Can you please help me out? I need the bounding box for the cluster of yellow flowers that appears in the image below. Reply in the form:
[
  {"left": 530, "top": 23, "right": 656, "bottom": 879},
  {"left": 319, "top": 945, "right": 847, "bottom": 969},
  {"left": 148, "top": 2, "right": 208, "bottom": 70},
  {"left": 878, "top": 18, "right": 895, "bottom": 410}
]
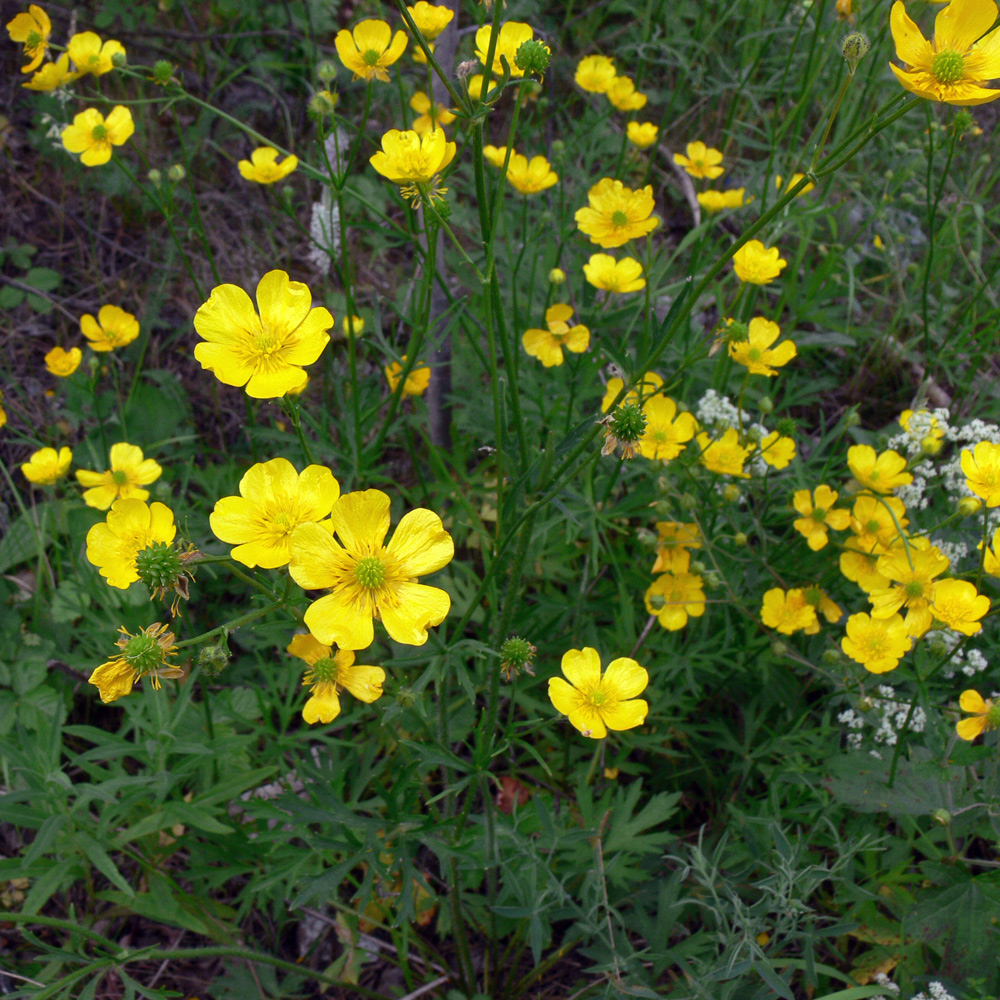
[
  {"left": 83, "top": 455, "right": 455, "bottom": 722},
  {"left": 768, "top": 416, "right": 1000, "bottom": 741}
]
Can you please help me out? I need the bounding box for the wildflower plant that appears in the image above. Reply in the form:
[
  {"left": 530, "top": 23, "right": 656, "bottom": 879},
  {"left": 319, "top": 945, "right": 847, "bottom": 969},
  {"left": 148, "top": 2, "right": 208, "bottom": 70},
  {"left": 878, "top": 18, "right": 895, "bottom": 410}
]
[{"left": 3, "top": 0, "right": 1000, "bottom": 997}]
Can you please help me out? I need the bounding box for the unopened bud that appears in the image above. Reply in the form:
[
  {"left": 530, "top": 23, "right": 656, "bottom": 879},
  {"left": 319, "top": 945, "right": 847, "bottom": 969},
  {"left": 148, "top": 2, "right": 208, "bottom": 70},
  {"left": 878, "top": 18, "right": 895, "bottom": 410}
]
[
  {"left": 932, "top": 808, "right": 951, "bottom": 826},
  {"left": 316, "top": 59, "right": 338, "bottom": 84},
  {"left": 197, "top": 636, "right": 230, "bottom": 677},
  {"left": 167, "top": 163, "right": 185, "bottom": 183},
  {"left": 758, "top": 395, "right": 774, "bottom": 415},
  {"left": 548, "top": 267, "right": 566, "bottom": 285},
  {"left": 111, "top": 49, "right": 127, "bottom": 68},
  {"left": 958, "top": 496, "right": 982, "bottom": 516},
  {"left": 841, "top": 31, "right": 870, "bottom": 75},
  {"left": 147, "top": 168, "right": 162, "bottom": 186},
  {"left": 635, "top": 527, "right": 658, "bottom": 548},
  {"left": 733, "top": 531, "right": 748, "bottom": 547},
  {"left": 771, "top": 641, "right": 788, "bottom": 657},
  {"left": 721, "top": 484, "right": 741, "bottom": 503},
  {"left": 151, "top": 59, "right": 174, "bottom": 85}
]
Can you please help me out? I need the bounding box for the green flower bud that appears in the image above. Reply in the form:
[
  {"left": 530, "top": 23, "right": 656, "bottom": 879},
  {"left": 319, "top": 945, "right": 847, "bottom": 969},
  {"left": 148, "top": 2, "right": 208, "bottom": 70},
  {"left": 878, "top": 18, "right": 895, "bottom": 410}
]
[
  {"left": 196, "top": 636, "right": 230, "bottom": 677},
  {"left": 932, "top": 808, "right": 951, "bottom": 826},
  {"left": 167, "top": 163, "right": 185, "bottom": 183},
  {"left": 147, "top": 168, "right": 162, "bottom": 186},
  {"left": 111, "top": 49, "right": 128, "bottom": 68},
  {"left": 841, "top": 31, "right": 870, "bottom": 75},
  {"left": 316, "top": 59, "right": 338, "bottom": 84},
  {"left": 758, "top": 395, "right": 774, "bottom": 415},
  {"left": 771, "top": 641, "right": 788, "bottom": 657},
  {"left": 733, "top": 531, "right": 748, "bottom": 547},
  {"left": 548, "top": 267, "right": 566, "bottom": 285},
  {"left": 151, "top": 60, "right": 175, "bottom": 85},
  {"left": 775, "top": 417, "right": 797, "bottom": 437}
]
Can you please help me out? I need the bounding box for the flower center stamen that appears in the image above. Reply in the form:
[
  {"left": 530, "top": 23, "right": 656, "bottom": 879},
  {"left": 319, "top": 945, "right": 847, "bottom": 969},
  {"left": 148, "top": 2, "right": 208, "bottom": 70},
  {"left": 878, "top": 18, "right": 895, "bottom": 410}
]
[
  {"left": 354, "top": 555, "right": 387, "bottom": 589},
  {"left": 112, "top": 469, "right": 128, "bottom": 485},
  {"left": 932, "top": 50, "right": 965, "bottom": 85},
  {"left": 611, "top": 210, "right": 629, "bottom": 227},
  {"left": 311, "top": 656, "right": 340, "bottom": 684},
  {"left": 363, "top": 48, "right": 382, "bottom": 66},
  {"left": 91, "top": 124, "right": 108, "bottom": 141}
]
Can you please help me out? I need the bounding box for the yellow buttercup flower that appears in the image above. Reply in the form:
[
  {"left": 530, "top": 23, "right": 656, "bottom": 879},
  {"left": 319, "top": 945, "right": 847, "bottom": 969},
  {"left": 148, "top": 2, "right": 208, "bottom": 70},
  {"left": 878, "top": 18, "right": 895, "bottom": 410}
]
[
  {"left": 605, "top": 75, "right": 647, "bottom": 111},
  {"left": 288, "top": 489, "right": 454, "bottom": 649},
  {"left": 697, "top": 188, "right": 747, "bottom": 212},
  {"left": 727, "top": 317, "right": 797, "bottom": 376},
  {"left": 583, "top": 253, "right": 645, "bottom": 293},
  {"left": 80, "top": 304, "right": 139, "bottom": 351},
  {"left": 193, "top": 270, "right": 333, "bottom": 398},
  {"left": 522, "top": 303, "right": 589, "bottom": 368},
  {"left": 23, "top": 53, "right": 82, "bottom": 91},
  {"left": 76, "top": 442, "right": 162, "bottom": 510},
  {"left": 409, "top": 91, "right": 456, "bottom": 133},
  {"left": 342, "top": 315, "right": 364, "bottom": 336},
  {"left": 6, "top": 3, "right": 51, "bottom": 73},
  {"left": 61, "top": 106, "right": 134, "bottom": 167},
  {"left": 732, "top": 240, "right": 787, "bottom": 284},
  {"left": 626, "top": 121, "right": 658, "bottom": 148},
  {"left": 638, "top": 396, "right": 698, "bottom": 461},
  {"left": 841, "top": 612, "right": 912, "bottom": 673},
  {"left": 792, "top": 485, "right": 850, "bottom": 551},
  {"left": 210, "top": 458, "right": 340, "bottom": 569},
  {"left": 956, "top": 689, "right": 1000, "bottom": 741},
  {"left": 673, "top": 141, "right": 724, "bottom": 179},
  {"left": 775, "top": 173, "right": 815, "bottom": 196},
  {"left": 483, "top": 144, "right": 510, "bottom": 168},
  {"left": 600, "top": 371, "right": 663, "bottom": 413},
  {"left": 370, "top": 128, "right": 456, "bottom": 205},
  {"left": 760, "top": 588, "right": 818, "bottom": 635},
  {"left": 575, "top": 54, "right": 617, "bottom": 93},
  {"left": 335, "top": 19, "right": 408, "bottom": 82},
  {"left": 574, "top": 178, "right": 658, "bottom": 248},
  {"left": 0, "top": 390, "right": 6, "bottom": 429},
  {"left": 645, "top": 572, "right": 705, "bottom": 630},
  {"left": 406, "top": 1, "right": 453, "bottom": 41},
  {"left": 385, "top": 355, "right": 431, "bottom": 396},
  {"left": 238, "top": 147, "right": 298, "bottom": 184},
  {"left": 849, "top": 494, "right": 909, "bottom": 552},
  {"left": 86, "top": 498, "right": 176, "bottom": 589},
  {"left": 759, "top": 431, "right": 796, "bottom": 469},
  {"left": 474, "top": 22, "right": 535, "bottom": 79},
  {"left": 548, "top": 647, "right": 648, "bottom": 739},
  {"left": 961, "top": 440, "right": 1000, "bottom": 505},
  {"left": 931, "top": 578, "right": 990, "bottom": 634},
  {"left": 67, "top": 32, "right": 126, "bottom": 75},
  {"left": 44, "top": 346, "right": 82, "bottom": 376},
  {"left": 651, "top": 521, "right": 701, "bottom": 574},
  {"left": 870, "top": 539, "right": 951, "bottom": 637},
  {"left": 889, "top": 0, "right": 1000, "bottom": 106},
  {"left": 696, "top": 428, "right": 752, "bottom": 477},
  {"left": 22, "top": 446, "right": 72, "bottom": 485},
  {"left": 982, "top": 526, "right": 1000, "bottom": 576},
  {"left": 89, "top": 622, "right": 180, "bottom": 704},
  {"left": 505, "top": 153, "right": 558, "bottom": 194},
  {"left": 847, "top": 444, "right": 913, "bottom": 494},
  {"left": 287, "top": 633, "right": 385, "bottom": 725}
]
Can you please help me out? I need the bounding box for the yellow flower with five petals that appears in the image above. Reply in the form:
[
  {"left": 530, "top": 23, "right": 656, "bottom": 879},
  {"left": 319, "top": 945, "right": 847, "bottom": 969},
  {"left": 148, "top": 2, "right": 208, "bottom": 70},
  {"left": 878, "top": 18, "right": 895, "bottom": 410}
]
[
  {"left": 76, "top": 443, "right": 162, "bottom": 510},
  {"left": 193, "top": 270, "right": 333, "bottom": 398},
  {"left": 335, "top": 20, "right": 408, "bottom": 82},
  {"left": 548, "top": 647, "right": 648, "bottom": 739},
  {"left": 288, "top": 489, "right": 454, "bottom": 650}
]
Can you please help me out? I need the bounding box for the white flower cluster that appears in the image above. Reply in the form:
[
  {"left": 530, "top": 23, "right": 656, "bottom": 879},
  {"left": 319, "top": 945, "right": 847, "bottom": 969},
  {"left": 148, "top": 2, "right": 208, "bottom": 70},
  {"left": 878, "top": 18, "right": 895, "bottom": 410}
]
[
  {"left": 306, "top": 130, "right": 347, "bottom": 273},
  {"left": 887, "top": 407, "right": 951, "bottom": 458},
  {"left": 837, "top": 707, "right": 865, "bottom": 750},
  {"left": 934, "top": 628, "right": 989, "bottom": 679},
  {"left": 912, "top": 982, "right": 958, "bottom": 1000},
  {"left": 931, "top": 537, "right": 968, "bottom": 567},
  {"left": 872, "top": 972, "right": 900, "bottom": 996},
  {"left": 841, "top": 686, "right": 927, "bottom": 751},
  {"left": 871, "top": 973, "right": 958, "bottom": 1000}
]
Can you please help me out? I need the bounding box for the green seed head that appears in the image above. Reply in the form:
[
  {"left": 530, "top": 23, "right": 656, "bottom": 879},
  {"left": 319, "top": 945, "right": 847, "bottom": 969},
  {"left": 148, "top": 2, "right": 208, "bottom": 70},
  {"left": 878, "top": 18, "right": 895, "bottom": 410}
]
[
  {"left": 499, "top": 636, "right": 536, "bottom": 679},
  {"left": 135, "top": 541, "right": 183, "bottom": 591},
  {"left": 311, "top": 656, "right": 340, "bottom": 684},
  {"left": 514, "top": 39, "right": 550, "bottom": 75},
  {"left": 609, "top": 401, "right": 647, "bottom": 443}
]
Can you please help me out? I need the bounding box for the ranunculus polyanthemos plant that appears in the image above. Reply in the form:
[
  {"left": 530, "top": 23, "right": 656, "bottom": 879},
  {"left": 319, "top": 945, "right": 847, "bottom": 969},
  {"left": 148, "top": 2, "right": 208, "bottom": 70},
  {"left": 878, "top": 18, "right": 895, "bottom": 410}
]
[{"left": 5, "top": 0, "right": 1000, "bottom": 993}]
